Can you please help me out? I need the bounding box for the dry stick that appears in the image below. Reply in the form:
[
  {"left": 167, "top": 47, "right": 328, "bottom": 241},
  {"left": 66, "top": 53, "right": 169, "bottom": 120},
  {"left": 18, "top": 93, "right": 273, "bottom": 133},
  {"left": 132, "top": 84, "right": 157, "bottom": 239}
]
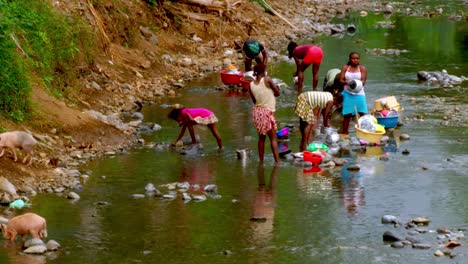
[
  {"left": 10, "top": 33, "right": 28, "bottom": 58},
  {"left": 354, "top": 106, "right": 360, "bottom": 128},
  {"left": 87, "top": 0, "right": 112, "bottom": 59},
  {"left": 257, "top": 0, "right": 298, "bottom": 30}
]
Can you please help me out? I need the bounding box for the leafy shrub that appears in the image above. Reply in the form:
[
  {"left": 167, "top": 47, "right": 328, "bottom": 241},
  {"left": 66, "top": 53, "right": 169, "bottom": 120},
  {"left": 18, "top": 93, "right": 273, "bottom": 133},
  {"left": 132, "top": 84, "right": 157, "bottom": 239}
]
[{"left": 0, "top": 0, "right": 94, "bottom": 121}]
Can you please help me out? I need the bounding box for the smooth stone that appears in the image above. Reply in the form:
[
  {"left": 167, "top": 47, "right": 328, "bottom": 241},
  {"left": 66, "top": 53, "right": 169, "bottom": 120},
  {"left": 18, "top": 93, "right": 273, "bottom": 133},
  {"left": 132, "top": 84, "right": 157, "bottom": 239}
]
[
  {"left": 23, "top": 245, "right": 47, "bottom": 254},
  {"left": 391, "top": 241, "right": 404, "bottom": 248},
  {"left": 382, "top": 215, "right": 399, "bottom": 224},
  {"left": 412, "top": 243, "right": 431, "bottom": 249},
  {"left": 383, "top": 231, "right": 402, "bottom": 242},
  {"left": 24, "top": 238, "right": 45, "bottom": 248},
  {"left": 46, "top": 240, "right": 61, "bottom": 251}
]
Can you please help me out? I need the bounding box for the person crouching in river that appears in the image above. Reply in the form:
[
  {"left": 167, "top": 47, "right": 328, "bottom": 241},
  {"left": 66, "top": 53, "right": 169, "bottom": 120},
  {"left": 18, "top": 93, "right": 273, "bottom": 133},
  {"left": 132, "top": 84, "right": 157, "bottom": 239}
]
[
  {"left": 295, "top": 91, "right": 340, "bottom": 152},
  {"left": 249, "top": 64, "right": 280, "bottom": 164}
]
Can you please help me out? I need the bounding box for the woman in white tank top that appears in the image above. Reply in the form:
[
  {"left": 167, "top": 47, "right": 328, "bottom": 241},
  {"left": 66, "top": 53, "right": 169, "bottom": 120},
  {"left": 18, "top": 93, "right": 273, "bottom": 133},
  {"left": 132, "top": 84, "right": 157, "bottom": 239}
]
[{"left": 339, "top": 52, "right": 368, "bottom": 134}]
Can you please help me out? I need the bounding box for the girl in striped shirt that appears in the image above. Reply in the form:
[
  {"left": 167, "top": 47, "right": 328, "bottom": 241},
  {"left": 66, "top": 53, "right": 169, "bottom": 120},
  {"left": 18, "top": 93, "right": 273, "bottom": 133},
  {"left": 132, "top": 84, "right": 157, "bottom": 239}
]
[{"left": 295, "top": 91, "right": 338, "bottom": 151}]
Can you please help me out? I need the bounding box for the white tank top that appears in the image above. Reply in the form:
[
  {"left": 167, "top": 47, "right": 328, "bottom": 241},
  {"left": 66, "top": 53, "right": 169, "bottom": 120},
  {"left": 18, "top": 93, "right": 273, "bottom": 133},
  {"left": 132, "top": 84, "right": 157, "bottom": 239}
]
[{"left": 344, "top": 66, "right": 365, "bottom": 95}]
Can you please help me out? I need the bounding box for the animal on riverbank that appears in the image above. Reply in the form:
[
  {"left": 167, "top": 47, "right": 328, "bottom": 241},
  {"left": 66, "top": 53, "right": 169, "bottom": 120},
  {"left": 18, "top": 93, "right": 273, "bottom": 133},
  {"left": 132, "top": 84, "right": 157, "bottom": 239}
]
[
  {"left": 0, "top": 131, "right": 37, "bottom": 166},
  {"left": 1, "top": 213, "right": 47, "bottom": 241}
]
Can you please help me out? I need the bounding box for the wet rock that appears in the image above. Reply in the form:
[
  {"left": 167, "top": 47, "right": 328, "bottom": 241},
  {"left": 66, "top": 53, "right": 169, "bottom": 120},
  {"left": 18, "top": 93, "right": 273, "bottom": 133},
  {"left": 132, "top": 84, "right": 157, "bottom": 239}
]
[
  {"left": 0, "top": 177, "right": 17, "bottom": 196},
  {"left": 400, "top": 134, "right": 410, "bottom": 140},
  {"left": 46, "top": 240, "right": 61, "bottom": 251},
  {"left": 412, "top": 243, "right": 431, "bottom": 249},
  {"left": 434, "top": 250, "right": 445, "bottom": 257},
  {"left": 415, "top": 228, "right": 428, "bottom": 233},
  {"left": 162, "top": 194, "right": 177, "bottom": 199},
  {"left": 383, "top": 231, "right": 403, "bottom": 242},
  {"left": 391, "top": 241, "right": 404, "bottom": 248},
  {"left": 132, "top": 194, "right": 145, "bottom": 199},
  {"left": 24, "top": 238, "right": 45, "bottom": 248},
  {"left": 0, "top": 216, "right": 9, "bottom": 225},
  {"left": 145, "top": 183, "right": 156, "bottom": 192},
  {"left": 23, "top": 245, "right": 47, "bottom": 254},
  {"left": 436, "top": 228, "right": 451, "bottom": 234},
  {"left": 382, "top": 215, "right": 400, "bottom": 225},
  {"left": 412, "top": 217, "right": 430, "bottom": 225},
  {"left": 204, "top": 184, "right": 217, "bottom": 193},
  {"left": 182, "top": 193, "right": 191, "bottom": 201},
  {"left": 192, "top": 194, "right": 207, "bottom": 201},
  {"left": 445, "top": 241, "right": 461, "bottom": 248},
  {"left": 405, "top": 236, "right": 421, "bottom": 244},
  {"left": 67, "top": 192, "right": 80, "bottom": 200}
]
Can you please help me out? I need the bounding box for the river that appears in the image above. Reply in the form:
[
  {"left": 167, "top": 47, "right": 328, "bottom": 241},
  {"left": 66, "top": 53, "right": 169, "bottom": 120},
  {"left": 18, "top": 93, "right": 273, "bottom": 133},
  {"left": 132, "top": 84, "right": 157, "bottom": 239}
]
[{"left": 1, "top": 2, "right": 468, "bottom": 264}]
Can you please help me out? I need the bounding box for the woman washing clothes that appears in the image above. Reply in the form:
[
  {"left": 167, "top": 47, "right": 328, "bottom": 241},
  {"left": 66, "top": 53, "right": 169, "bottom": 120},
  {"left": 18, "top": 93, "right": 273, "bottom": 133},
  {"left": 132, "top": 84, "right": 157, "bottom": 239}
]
[{"left": 339, "top": 51, "right": 368, "bottom": 135}]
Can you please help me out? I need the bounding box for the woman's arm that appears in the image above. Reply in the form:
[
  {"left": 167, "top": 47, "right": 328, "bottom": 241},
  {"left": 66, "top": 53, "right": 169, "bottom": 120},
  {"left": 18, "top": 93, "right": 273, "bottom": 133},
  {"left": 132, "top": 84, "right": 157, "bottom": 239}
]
[
  {"left": 266, "top": 77, "right": 280, "bottom": 97},
  {"left": 173, "top": 125, "right": 187, "bottom": 144},
  {"left": 360, "top": 65, "right": 367, "bottom": 86},
  {"left": 249, "top": 87, "right": 257, "bottom": 104},
  {"left": 339, "top": 65, "right": 348, "bottom": 86}
]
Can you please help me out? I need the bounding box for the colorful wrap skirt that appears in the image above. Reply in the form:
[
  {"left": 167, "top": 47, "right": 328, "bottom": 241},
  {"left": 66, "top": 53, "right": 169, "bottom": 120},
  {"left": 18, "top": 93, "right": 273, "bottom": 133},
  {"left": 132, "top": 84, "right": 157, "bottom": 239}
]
[
  {"left": 193, "top": 114, "right": 218, "bottom": 125},
  {"left": 252, "top": 105, "right": 277, "bottom": 135},
  {"left": 341, "top": 90, "right": 368, "bottom": 115}
]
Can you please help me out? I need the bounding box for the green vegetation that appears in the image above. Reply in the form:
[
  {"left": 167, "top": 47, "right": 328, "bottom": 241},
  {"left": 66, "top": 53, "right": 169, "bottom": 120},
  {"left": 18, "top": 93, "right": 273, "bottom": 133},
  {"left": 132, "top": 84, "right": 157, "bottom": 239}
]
[{"left": 0, "top": 0, "right": 94, "bottom": 122}]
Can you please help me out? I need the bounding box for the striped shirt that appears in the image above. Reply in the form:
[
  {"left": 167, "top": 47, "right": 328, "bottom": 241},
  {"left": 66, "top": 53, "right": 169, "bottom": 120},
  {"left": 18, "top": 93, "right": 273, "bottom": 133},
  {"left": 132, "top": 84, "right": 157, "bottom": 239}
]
[{"left": 301, "top": 91, "right": 333, "bottom": 108}]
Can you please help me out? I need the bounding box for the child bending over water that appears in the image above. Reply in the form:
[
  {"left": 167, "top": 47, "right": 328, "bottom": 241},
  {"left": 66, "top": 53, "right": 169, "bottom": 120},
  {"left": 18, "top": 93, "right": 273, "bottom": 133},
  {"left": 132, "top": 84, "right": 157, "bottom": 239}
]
[{"left": 168, "top": 107, "right": 223, "bottom": 149}]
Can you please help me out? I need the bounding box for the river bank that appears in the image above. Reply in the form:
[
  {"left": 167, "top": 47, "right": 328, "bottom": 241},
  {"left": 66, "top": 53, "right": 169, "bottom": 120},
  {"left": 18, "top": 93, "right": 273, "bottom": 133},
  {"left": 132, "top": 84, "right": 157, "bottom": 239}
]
[{"left": 0, "top": 0, "right": 421, "bottom": 198}]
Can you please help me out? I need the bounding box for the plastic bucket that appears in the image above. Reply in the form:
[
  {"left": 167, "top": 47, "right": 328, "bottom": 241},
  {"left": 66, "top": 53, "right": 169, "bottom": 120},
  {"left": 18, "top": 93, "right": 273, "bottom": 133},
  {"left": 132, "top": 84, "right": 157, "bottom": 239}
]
[
  {"left": 306, "top": 142, "right": 329, "bottom": 152},
  {"left": 303, "top": 151, "right": 323, "bottom": 165},
  {"left": 355, "top": 124, "right": 385, "bottom": 144},
  {"left": 240, "top": 78, "right": 252, "bottom": 90},
  {"left": 220, "top": 70, "right": 243, "bottom": 85},
  {"left": 376, "top": 115, "right": 399, "bottom": 128}
]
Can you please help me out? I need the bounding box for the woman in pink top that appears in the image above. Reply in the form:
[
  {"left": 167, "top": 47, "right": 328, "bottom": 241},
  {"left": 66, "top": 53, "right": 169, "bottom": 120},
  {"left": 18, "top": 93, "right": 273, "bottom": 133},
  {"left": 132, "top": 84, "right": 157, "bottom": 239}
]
[
  {"left": 287, "top": 41, "right": 323, "bottom": 93},
  {"left": 168, "top": 107, "right": 223, "bottom": 149}
]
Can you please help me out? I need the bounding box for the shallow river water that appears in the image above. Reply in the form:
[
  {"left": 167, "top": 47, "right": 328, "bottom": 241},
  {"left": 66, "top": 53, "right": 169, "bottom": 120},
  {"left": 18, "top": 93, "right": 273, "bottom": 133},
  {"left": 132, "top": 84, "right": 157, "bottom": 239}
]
[{"left": 1, "top": 2, "right": 468, "bottom": 264}]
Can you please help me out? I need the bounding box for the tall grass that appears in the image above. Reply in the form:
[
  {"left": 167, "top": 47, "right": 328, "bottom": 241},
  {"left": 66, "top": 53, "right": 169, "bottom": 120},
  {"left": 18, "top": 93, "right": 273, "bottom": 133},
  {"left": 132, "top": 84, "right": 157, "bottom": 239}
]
[{"left": 0, "top": 0, "right": 94, "bottom": 122}]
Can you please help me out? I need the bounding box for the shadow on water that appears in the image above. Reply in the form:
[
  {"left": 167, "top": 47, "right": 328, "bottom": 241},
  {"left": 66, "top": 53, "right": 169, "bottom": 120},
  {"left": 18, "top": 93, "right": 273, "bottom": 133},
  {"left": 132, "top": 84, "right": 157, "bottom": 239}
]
[{"left": 2, "top": 7, "right": 468, "bottom": 264}]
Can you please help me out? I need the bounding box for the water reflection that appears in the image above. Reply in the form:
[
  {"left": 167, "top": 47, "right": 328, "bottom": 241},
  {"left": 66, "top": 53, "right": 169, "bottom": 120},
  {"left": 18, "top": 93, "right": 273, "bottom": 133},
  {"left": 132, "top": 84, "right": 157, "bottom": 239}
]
[
  {"left": 339, "top": 165, "right": 366, "bottom": 217},
  {"left": 250, "top": 164, "right": 279, "bottom": 246}
]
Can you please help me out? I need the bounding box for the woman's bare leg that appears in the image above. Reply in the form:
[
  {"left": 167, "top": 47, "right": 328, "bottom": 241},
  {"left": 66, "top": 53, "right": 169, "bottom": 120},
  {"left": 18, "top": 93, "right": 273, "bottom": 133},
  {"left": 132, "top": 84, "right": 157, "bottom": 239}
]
[{"left": 208, "top": 123, "right": 223, "bottom": 149}]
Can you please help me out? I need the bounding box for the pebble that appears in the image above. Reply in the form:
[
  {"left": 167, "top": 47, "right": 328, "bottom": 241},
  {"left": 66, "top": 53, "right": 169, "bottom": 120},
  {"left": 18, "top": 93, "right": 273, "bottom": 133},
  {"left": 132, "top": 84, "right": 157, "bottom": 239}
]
[{"left": 412, "top": 243, "right": 431, "bottom": 249}]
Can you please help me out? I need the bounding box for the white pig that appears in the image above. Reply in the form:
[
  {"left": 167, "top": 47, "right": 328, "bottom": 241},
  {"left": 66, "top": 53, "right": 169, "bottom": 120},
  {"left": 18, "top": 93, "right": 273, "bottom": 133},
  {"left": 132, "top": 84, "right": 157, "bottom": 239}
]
[
  {"left": 1, "top": 213, "right": 47, "bottom": 241},
  {"left": 0, "top": 131, "right": 37, "bottom": 166}
]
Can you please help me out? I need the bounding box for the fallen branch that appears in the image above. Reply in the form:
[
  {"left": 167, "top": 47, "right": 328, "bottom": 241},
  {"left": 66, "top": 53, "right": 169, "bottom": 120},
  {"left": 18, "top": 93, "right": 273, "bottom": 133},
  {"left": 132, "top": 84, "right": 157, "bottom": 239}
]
[
  {"left": 86, "top": 0, "right": 113, "bottom": 58},
  {"left": 257, "top": 0, "right": 298, "bottom": 30}
]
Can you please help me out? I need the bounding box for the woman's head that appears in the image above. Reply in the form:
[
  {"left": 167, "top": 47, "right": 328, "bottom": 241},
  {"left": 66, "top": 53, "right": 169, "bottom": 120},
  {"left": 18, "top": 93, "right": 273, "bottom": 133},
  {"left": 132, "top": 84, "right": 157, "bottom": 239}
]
[
  {"left": 253, "top": 63, "right": 266, "bottom": 76},
  {"left": 347, "top": 52, "right": 361, "bottom": 66},
  {"left": 287, "top": 41, "right": 298, "bottom": 59},
  {"left": 168, "top": 108, "right": 183, "bottom": 121}
]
